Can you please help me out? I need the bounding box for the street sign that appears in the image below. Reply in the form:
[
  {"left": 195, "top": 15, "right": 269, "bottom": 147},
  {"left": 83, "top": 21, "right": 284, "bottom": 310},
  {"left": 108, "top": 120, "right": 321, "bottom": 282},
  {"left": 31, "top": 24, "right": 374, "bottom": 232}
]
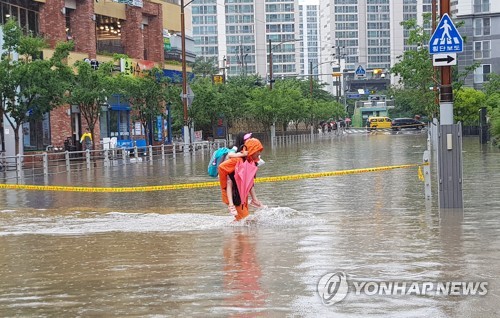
[
  {"left": 355, "top": 65, "right": 366, "bottom": 77},
  {"left": 433, "top": 53, "right": 457, "bottom": 66},
  {"left": 179, "top": 84, "right": 195, "bottom": 108},
  {"left": 429, "top": 13, "right": 463, "bottom": 54},
  {"left": 213, "top": 75, "right": 224, "bottom": 84},
  {"left": 347, "top": 94, "right": 360, "bottom": 99}
]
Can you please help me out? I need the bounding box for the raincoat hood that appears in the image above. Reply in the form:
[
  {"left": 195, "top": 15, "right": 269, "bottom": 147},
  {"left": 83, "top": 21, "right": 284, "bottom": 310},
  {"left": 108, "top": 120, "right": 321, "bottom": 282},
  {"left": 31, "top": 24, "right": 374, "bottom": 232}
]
[{"left": 244, "top": 138, "right": 263, "bottom": 160}]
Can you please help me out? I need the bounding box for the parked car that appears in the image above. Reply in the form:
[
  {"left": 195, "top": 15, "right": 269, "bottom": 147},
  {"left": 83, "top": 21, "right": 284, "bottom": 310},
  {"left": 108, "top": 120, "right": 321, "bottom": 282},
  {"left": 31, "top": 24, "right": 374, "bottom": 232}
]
[{"left": 391, "top": 118, "right": 425, "bottom": 130}]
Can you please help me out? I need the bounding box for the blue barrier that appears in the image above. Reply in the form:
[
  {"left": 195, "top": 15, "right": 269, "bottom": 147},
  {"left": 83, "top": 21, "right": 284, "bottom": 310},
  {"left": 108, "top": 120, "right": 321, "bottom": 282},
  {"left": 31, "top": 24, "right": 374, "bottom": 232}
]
[{"left": 116, "top": 139, "right": 147, "bottom": 154}]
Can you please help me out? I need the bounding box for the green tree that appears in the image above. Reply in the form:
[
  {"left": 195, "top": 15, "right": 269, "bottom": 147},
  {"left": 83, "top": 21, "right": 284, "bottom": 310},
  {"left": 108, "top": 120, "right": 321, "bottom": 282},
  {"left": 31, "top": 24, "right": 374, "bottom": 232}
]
[
  {"left": 164, "top": 82, "right": 183, "bottom": 137},
  {"left": 0, "top": 19, "right": 73, "bottom": 154},
  {"left": 243, "top": 78, "right": 341, "bottom": 133},
  {"left": 191, "top": 57, "right": 219, "bottom": 78},
  {"left": 245, "top": 86, "right": 278, "bottom": 131},
  {"left": 189, "top": 77, "right": 225, "bottom": 138},
  {"left": 115, "top": 68, "right": 168, "bottom": 145},
  {"left": 68, "top": 59, "right": 114, "bottom": 150},
  {"left": 452, "top": 62, "right": 481, "bottom": 91},
  {"left": 295, "top": 77, "right": 343, "bottom": 129},
  {"left": 391, "top": 16, "right": 437, "bottom": 117},
  {"left": 304, "top": 99, "right": 344, "bottom": 129},
  {"left": 219, "top": 75, "right": 262, "bottom": 128},
  {"left": 388, "top": 87, "right": 435, "bottom": 118},
  {"left": 272, "top": 80, "right": 304, "bottom": 133},
  {"left": 490, "top": 107, "right": 500, "bottom": 143},
  {"left": 484, "top": 73, "right": 500, "bottom": 96},
  {"left": 484, "top": 73, "right": 500, "bottom": 143},
  {"left": 454, "top": 88, "right": 486, "bottom": 126}
]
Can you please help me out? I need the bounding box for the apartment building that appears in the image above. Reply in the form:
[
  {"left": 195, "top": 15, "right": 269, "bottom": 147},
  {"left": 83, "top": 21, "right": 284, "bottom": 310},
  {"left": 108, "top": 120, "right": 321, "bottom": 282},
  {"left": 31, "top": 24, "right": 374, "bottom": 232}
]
[
  {"left": 192, "top": 0, "right": 312, "bottom": 81},
  {"left": 318, "top": 0, "right": 435, "bottom": 96},
  {"left": 299, "top": 0, "right": 320, "bottom": 79},
  {"left": 453, "top": 0, "right": 500, "bottom": 89}
]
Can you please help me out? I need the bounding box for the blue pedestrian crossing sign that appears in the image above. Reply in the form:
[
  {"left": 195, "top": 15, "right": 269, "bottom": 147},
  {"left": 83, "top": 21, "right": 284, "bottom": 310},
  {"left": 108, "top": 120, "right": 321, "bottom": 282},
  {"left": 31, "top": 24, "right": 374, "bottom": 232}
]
[
  {"left": 355, "top": 65, "right": 366, "bottom": 77},
  {"left": 429, "top": 13, "right": 463, "bottom": 54}
]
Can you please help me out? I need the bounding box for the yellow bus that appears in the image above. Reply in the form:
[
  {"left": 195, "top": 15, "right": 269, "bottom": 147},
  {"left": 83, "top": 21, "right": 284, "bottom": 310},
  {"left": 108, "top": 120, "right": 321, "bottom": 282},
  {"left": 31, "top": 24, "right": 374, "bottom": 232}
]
[{"left": 368, "top": 116, "right": 392, "bottom": 130}]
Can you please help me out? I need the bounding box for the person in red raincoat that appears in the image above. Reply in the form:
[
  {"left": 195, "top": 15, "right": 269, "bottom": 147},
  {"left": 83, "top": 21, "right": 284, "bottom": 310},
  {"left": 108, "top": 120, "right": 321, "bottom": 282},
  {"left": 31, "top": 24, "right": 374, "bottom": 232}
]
[{"left": 218, "top": 138, "right": 264, "bottom": 221}]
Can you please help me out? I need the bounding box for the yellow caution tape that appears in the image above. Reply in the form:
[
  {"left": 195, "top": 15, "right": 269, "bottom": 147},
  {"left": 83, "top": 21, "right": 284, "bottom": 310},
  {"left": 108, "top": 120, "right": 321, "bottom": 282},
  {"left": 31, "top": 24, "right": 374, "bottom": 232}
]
[
  {"left": 0, "top": 162, "right": 429, "bottom": 193},
  {"left": 418, "top": 166, "right": 425, "bottom": 181},
  {"left": 256, "top": 163, "right": 428, "bottom": 183}
]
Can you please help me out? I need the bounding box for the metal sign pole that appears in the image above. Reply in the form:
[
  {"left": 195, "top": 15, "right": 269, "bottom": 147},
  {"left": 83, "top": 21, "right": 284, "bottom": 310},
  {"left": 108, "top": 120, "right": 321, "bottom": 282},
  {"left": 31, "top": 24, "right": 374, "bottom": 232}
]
[{"left": 434, "top": 0, "right": 463, "bottom": 209}]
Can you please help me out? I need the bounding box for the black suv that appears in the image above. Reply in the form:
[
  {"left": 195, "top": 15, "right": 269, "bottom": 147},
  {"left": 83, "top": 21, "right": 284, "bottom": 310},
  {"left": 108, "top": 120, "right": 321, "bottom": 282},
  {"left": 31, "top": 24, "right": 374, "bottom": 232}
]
[{"left": 391, "top": 118, "right": 425, "bottom": 130}]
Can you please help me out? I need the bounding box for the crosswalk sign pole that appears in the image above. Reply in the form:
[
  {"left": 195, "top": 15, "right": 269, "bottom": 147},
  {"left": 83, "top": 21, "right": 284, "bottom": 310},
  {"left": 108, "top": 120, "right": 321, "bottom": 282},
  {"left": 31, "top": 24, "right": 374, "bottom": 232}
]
[{"left": 436, "top": 0, "right": 463, "bottom": 209}]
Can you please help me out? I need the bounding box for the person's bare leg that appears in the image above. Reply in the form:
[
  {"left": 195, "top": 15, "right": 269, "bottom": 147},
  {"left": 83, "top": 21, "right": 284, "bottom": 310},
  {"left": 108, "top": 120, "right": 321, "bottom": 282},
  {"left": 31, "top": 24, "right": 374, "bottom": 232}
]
[
  {"left": 227, "top": 178, "right": 237, "bottom": 215},
  {"left": 249, "top": 187, "right": 265, "bottom": 208}
]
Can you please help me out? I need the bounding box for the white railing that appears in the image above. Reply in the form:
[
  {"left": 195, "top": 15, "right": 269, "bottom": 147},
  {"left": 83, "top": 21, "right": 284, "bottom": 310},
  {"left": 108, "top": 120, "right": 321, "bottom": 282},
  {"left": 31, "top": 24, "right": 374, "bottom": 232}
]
[{"left": 0, "top": 140, "right": 227, "bottom": 181}]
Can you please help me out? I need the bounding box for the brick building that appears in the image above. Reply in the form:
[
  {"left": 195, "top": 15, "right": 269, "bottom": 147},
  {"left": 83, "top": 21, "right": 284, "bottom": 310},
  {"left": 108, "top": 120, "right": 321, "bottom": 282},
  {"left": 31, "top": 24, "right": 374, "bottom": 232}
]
[{"left": 1, "top": 0, "right": 194, "bottom": 154}]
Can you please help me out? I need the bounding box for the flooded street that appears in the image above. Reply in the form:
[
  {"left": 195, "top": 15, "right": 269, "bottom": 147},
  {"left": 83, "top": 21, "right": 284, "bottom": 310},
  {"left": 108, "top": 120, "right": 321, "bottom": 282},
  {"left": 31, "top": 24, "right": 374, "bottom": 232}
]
[{"left": 1, "top": 132, "right": 499, "bottom": 317}]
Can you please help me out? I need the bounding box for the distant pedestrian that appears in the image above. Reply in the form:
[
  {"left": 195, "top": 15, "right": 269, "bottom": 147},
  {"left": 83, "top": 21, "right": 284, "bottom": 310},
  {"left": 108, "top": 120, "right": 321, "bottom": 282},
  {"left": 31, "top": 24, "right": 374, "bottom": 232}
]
[{"left": 80, "top": 128, "right": 92, "bottom": 151}]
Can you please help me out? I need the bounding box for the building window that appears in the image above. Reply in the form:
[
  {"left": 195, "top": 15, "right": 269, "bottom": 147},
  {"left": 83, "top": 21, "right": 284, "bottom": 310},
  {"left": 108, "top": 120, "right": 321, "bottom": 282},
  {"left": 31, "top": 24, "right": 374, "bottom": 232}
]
[
  {"left": 474, "top": 64, "right": 491, "bottom": 84},
  {"left": 483, "top": 18, "right": 490, "bottom": 35},
  {"left": 22, "top": 113, "right": 50, "bottom": 151},
  {"left": 109, "top": 110, "right": 130, "bottom": 139},
  {"left": 100, "top": 110, "right": 109, "bottom": 139},
  {"left": 0, "top": 0, "right": 39, "bottom": 34},
  {"left": 107, "top": 95, "right": 130, "bottom": 140},
  {"left": 474, "top": 0, "right": 490, "bottom": 13},
  {"left": 474, "top": 40, "right": 490, "bottom": 59},
  {"left": 474, "top": 17, "right": 490, "bottom": 36},
  {"left": 95, "top": 15, "right": 125, "bottom": 55}
]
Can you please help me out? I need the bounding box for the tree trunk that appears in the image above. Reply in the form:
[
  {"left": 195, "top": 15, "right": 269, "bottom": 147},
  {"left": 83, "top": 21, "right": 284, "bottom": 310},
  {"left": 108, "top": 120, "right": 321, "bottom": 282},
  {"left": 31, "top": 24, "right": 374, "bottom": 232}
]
[
  {"left": 142, "top": 122, "right": 149, "bottom": 146},
  {"left": 14, "top": 126, "right": 20, "bottom": 156},
  {"left": 0, "top": 120, "right": 4, "bottom": 152},
  {"left": 89, "top": 127, "right": 96, "bottom": 150}
]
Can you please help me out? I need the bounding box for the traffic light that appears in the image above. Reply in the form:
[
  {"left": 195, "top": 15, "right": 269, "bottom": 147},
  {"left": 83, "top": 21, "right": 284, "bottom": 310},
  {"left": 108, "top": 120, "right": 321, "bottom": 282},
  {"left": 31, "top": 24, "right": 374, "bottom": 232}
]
[
  {"left": 373, "top": 69, "right": 382, "bottom": 75},
  {"left": 332, "top": 72, "right": 341, "bottom": 77}
]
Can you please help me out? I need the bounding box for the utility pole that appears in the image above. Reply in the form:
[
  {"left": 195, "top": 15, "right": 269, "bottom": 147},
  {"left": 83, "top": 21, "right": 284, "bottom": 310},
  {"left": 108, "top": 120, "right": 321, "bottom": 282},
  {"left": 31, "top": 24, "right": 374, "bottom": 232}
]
[
  {"left": 309, "top": 61, "right": 313, "bottom": 97},
  {"left": 432, "top": 0, "right": 439, "bottom": 113},
  {"left": 222, "top": 55, "right": 226, "bottom": 83},
  {"left": 244, "top": 53, "right": 248, "bottom": 77},
  {"left": 336, "top": 47, "right": 341, "bottom": 102},
  {"left": 268, "top": 39, "right": 273, "bottom": 90},
  {"left": 333, "top": 46, "right": 344, "bottom": 102},
  {"left": 239, "top": 42, "right": 244, "bottom": 76},
  {"left": 343, "top": 69, "right": 348, "bottom": 111},
  {"left": 440, "top": 1, "right": 453, "bottom": 123},
  {"left": 180, "top": 0, "right": 189, "bottom": 146},
  {"left": 269, "top": 38, "right": 300, "bottom": 90}
]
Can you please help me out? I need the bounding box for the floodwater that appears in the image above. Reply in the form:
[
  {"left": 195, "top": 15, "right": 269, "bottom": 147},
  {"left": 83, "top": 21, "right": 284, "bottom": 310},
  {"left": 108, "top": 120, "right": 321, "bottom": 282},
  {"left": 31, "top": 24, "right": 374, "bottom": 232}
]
[{"left": 0, "top": 131, "right": 499, "bottom": 317}]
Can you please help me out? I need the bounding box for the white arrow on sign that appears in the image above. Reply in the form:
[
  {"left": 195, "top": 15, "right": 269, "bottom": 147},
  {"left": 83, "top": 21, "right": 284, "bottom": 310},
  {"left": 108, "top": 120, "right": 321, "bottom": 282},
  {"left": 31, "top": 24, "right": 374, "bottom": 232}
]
[{"left": 433, "top": 53, "right": 457, "bottom": 66}]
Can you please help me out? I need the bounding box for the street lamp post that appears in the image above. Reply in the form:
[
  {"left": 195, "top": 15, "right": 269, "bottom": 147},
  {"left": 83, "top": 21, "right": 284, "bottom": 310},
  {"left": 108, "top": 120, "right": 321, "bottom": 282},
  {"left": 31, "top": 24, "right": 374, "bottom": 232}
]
[
  {"left": 268, "top": 39, "right": 274, "bottom": 90},
  {"left": 268, "top": 38, "right": 301, "bottom": 90},
  {"left": 309, "top": 60, "right": 335, "bottom": 97},
  {"left": 343, "top": 69, "right": 349, "bottom": 112},
  {"left": 333, "top": 46, "right": 345, "bottom": 102},
  {"left": 181, "top": 0, "right": 195, "bottom": 146},
  {"left": 309, "top": 61, "right": 313, "bottom": 97}
]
